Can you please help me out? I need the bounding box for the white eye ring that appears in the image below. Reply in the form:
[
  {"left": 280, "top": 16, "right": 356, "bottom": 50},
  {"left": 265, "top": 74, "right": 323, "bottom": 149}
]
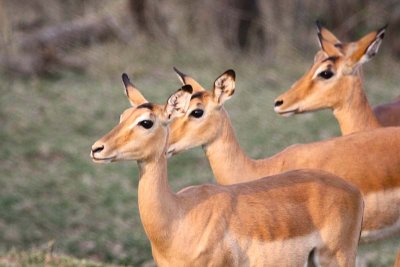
[
  {"left": 312, "top": 64, "right": 335, "bottom": 80},
  {"left": 128, "top": 114, "right": 152, "bottom": 129}
]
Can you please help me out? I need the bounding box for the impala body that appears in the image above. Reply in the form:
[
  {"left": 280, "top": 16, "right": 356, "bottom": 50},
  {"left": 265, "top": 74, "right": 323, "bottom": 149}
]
[
  {"left": 168, "top": 68, "right": 400, "bottom": 243},
  {"left": 90, "top": 74, "right": 363, "bottom": 266},
  {"left": 394, "top": 251, "right": 400, "bottom": 267},
  {"left": 274, "top": 23, "right": 400, "bottom": 134}
]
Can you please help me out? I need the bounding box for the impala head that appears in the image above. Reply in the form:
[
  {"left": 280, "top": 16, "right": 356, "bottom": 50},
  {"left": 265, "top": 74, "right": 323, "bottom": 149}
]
[
  {"left": 167, "top": 68, "right": 235, "bottom": 157},
  {"left": 91, "top": 73, "right": 193, "bottom": 163},
  {"left": 274, "top": 22, "right": 387, "bottom": 116}
]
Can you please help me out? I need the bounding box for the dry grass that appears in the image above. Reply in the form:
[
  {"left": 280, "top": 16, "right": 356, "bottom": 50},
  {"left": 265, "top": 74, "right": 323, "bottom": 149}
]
[{"left": 0, "top": 248, "right": 126, "bottom": 267}]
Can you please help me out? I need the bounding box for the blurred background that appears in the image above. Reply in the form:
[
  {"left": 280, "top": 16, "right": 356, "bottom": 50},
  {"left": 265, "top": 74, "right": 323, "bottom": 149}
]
[{"left": 0, "top": 0, "right": 399, "bottom": 266}]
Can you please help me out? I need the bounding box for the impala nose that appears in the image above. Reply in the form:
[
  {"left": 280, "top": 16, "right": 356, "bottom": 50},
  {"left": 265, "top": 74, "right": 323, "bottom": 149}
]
[
  {"left": 91, "top": 145, "right": 104, "bottom": 154},
  {"left": 274, "top": 100, "right": 284, "bottom": 107}
]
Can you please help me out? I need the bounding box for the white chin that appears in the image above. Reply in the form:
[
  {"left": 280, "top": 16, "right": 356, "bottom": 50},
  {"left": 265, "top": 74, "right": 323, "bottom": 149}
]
[
  {"left": 281, "top": 111, "right": 295, "bottom": 117},
  {"left": 90, "top": 152, "right": 116, "bottom": 163},
  {"left": 273, "top": 107, "right": 281, "bottom": 113},
  {"left": 274, "top": 107, "right": 299, "bottom": 117},
  {"left": 92, "top": 158, "right": 113, "bottom": 164},
  {"left": 274, "top": 108, "right": 295, "bottom": 117},
  {"left": 166, "top": 149, "right": 175, "bottom": 158}
]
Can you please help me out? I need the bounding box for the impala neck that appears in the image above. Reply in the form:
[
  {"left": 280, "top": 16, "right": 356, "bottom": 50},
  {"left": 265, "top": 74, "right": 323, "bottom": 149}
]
[
  {"left": 333, "top": 71, "right": 381, "bottom": 135},
  {"left": 204, "top": 109, "right": 270, "bottom": 184},
  {"left": 137, "top": 151, "right": 178, "bottom": 250}
]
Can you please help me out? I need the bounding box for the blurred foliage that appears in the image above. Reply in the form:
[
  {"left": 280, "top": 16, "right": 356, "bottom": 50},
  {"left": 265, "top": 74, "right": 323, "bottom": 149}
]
[
  {"left": 0, "top": 0, "right": 399, "bottom": 266},
  {"left": 1, "top": 0, "right": 399, "bottom": 76},
  {"left": 127, "top": 0, "right": 400, "bottom": 57}
]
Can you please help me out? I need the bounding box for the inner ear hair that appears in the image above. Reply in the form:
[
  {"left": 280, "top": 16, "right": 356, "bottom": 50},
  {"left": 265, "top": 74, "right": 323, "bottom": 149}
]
[
  {"left": 164, "top": 85, "right": 193, "bottom": 120},
  {"left": 359, "top": 27, "right": 387, "bottom": 63},
  {"left": 214, "top": 70, "right": 236, "bottom": 90},
  {"left": 213, "top": 71, "right": 236, "bottom": 104}
]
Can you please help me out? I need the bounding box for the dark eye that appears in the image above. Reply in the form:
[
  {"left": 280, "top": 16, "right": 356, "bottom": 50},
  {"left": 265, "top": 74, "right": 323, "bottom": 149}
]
[
  {"left": 139, "top": 120, "right": 153, "bottom": 129},
  {"left": 190, "top": 109, "right": 204, "bottom": 118},
  {"left": 318, "top": 70, "right": 334, "bottom": 79}
]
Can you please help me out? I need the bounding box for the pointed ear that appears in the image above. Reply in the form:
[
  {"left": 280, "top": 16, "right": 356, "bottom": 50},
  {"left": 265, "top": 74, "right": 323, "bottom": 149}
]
[
  {"left": 173, "top": 67, "right": 205, "bottom": 92},
  {"left": 212, "top": 69, "right": 236, "bottom": 105},
  {"left": 317, "top": 33, "right": 343, "bottom": 57},
  {"left": 345, "top": 25, "right": 387, "bottom": 70},
  {"left": 316, "top": 21, "right": 342, "bottom": 45},
  {"left": 122, "top": 73, "right": 147, "bottom": 107},
  {"left": 163, "top": 85, "right": 193, "bottom": 123}
]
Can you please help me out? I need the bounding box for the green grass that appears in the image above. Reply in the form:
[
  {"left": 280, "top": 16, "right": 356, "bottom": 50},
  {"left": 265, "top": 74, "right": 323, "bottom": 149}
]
[{"left": 0, "top": 40, "right": 399, "bottom": 266}]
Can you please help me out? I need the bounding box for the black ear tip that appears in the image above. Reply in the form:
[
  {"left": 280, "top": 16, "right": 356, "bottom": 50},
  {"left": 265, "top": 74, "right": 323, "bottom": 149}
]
[
  {"left": 226, "top": 69, "right": 236, "bottom": 80},
  {"left": 316, "top": 20, "right": 322, "bottom": 31},
  {"left": 122, "top": 73, "right": 130, "bottom": 86},
  {"left": 377, "top": 24, "right": 388, "bottom": 37},
  {"left": 173, "top": 66, "right": 185, "bottom": 77},
  {"left": 181, "top": 84, "right": 193, "bottom": 94}
]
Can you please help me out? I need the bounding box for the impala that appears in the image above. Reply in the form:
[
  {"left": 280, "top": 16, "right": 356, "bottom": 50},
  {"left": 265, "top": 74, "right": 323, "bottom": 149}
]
[
  {"left": 167, "top": 68, "right": 400, "bottom": 244},
  {"left": 91, "top": 74, "right": 363, "bottom": 266},
  {"left": 395, "top": 251, "right": 400, "bottom": 267},
  {"left": 274, "top": 23, "right": 389, "bottom": 135},
  {"left": 316, "top": 22, "right": 400, "bottom": 128}
]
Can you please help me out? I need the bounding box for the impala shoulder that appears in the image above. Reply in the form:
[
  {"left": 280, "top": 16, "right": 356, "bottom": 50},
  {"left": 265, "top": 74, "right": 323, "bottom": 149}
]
[{"left": 177, "top": 183, "right": 231, "bottom": 197}]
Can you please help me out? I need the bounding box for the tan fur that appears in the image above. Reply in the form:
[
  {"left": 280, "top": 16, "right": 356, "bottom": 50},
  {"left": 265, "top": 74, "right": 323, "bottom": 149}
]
[
  {"left": 275, "top": 50, "right": 380, "bottom": 135},
  {"left": 347, "top": 31, "right": 381, "bottom": 66},
  {"left": 91, "top": 77, "right": 363, "bottom": 266},
  {"left": 274, "top": 26, "right": 387, "bottom": 135},
  {"left": 394, "top": 250, "right": 400, "bottom": 267},
  {"left": 168, "top": 71, "right": 400, "bottom": 243},
  {"left": 318, "top": 25, "right": 341, "bottom": 44},
  {"left": 316, "top": 24, "right": 400, "bottom": 128}
]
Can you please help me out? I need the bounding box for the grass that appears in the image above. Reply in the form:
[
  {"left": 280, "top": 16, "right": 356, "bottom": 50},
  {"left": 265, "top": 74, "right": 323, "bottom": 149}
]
[
  {"left": 0, "top": 39, "right": 399, "bottom": 266},
  {"left": 0, "top": 248, "right": 127, "bottom": 267}
]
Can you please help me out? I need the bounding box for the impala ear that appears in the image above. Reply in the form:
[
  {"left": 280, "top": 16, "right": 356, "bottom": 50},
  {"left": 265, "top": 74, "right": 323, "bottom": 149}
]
[
  {"left": 316, "top": 21, "right": 342, "bottom": 45},
  {"left": 212, "top": 69, "right": 236, "bottom": 105},
  {"left": 122, "top": 73, "right": 148, "bottom": 107},
  {"left": 173, "top": 67, "right": 205, "bottom": 92},
  {"left": 163, "top": 85, "right": 193, "bottom": 123},
  {"left": 317, "top": 33, "right": 343, "bottom": 57},
  {"left": 345, "top": 25, "right": 387, "bottom": 72}
]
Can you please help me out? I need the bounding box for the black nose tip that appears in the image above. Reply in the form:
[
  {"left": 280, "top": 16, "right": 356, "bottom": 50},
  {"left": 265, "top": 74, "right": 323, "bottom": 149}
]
[
  {"left": 92, "top": 145, "right": 104, "bottom": 154},
  {"left": 275, "top": 100, "right": 284, "bottom": 107}
]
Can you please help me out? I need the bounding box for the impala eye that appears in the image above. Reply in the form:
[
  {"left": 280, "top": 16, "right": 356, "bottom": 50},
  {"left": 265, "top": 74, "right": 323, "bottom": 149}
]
[
  {"left": 190, "top": 109, "right": 204, "bottom": 118},
  {"left": 318, "top": 70, "right": 334, "bottom": 79},
  {"left": 139, "top": 120, "right": 153, "bottom": 129}
]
